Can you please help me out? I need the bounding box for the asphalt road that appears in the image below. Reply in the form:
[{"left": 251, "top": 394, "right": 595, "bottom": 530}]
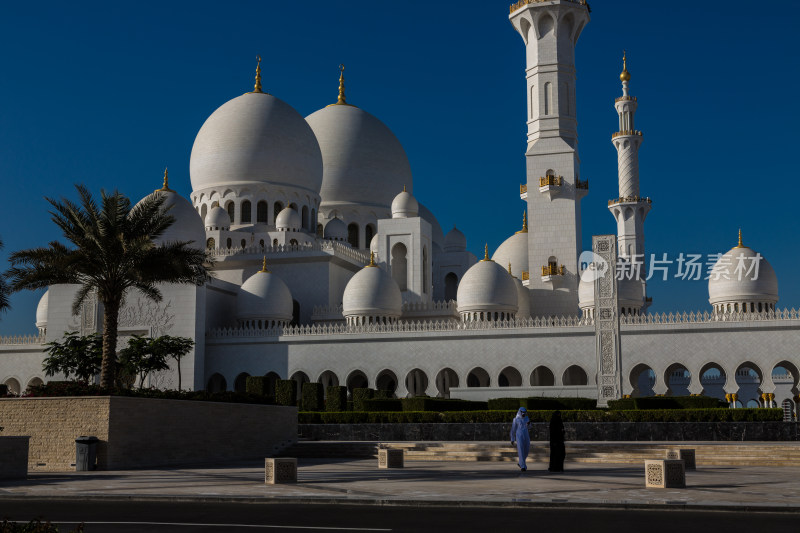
[{"left": 0, "top": 499, "right": 797, "bottom": 533}]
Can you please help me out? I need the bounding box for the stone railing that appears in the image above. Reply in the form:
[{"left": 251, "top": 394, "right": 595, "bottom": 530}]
[
  {"left": 510, "top": 0, "right": 589, "bottom": 15},
  {"left": 208, "top": 315, "right": 594, "bottom": 339},
  {"left": 615, "top": 95, "right": 637, "bottom": 103},
  {"left": 520, "top": 184, "right": 527, "bottom": 194},
  {"left": 541, "top": 264, "right": 565, "bottom": 276},
  {"left": 401, "top": 300, "right": 458, "bottom": 314},
  {"left": 539, "top": 175, "right": 562, "bottom": 187},
  {"left": 575, "top": 178, "right": 589, "bottom": 190},
  {"left": 612, "top": 130, "right": 643, "bottom": 139},
  {"left": 207, "top": 240, "right": 369, "bottom": 265},
  {"left": 621, "top": 308, "right": 800, "bottom": 326},
  {"left": 608, "top": 196, "right": 652, "bottom": 206},
  {"left": 0, "top": 334, "right": 44, "bottom": 346},
  {"left": 521, "top": 271, "right": 530, "bottom": 281}
]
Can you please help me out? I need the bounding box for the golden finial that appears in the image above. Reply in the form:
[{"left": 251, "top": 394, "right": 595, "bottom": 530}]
[
  {"left": 516, "top": 211, "right": 528, "bottom": 234},
  {"left": 620, "top": 50, "right": 631, "bottom": 82},
  {"left": 736, "top": 229, "right": 744, "bottom": 248},
  {"left": 252, "top": 56, "right": 263, "bottom": 93},
  {"left": 157, "top": 167, "right": 174, "bottom": 192},
  {"left": 508, "top": 262, "right": 512, "bottom": 275},
  {"left": 367, "top": 250, "right": 377, "bottom": 267},
  {"left": 260, "top": 256, "right": 269, "bottom": 273},
  {"left": 327, "top": 64, "right": 353, "bottom": 107},
  {"left": 480, "top": 243, "right": 490, "bottom": 262},
  {"left": 403, "top": 184, "right": 407, "bottom": 193}
]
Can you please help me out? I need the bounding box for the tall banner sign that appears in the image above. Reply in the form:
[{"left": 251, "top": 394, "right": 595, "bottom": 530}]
[{"left": 592, "top": 235, "right": 622, "bottom": 407}]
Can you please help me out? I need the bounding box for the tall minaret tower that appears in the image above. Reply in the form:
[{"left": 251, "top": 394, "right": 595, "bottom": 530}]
[
  {"left": 609, "top": 52, "right": 650, "bottom": 308},
  {"left": 509, "top": 0, "right": 591, "bottom": 317}
]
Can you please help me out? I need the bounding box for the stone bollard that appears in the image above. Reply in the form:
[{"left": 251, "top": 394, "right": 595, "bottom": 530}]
[
  {"left": 378, "top": 448, "right": 404, "bottom": 469},
  {"left": 645, "top": 459, "right": 685, "bottom": 489},
  {"left": 265, "top": 458, "right": 297, "bottom": 484},
  {"left": 666, "top": 449, "right": 696, "bottom": 470}
]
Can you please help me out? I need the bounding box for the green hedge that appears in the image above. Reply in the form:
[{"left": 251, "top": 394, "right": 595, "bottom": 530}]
[
  {"left": 363, "top": 398, "right": 403, "bottom": 411},
  {"left": 325, "top": 385, "right": 347, "bottom": 412},
  {"left": 401, "top": 397, "right": 488, "bottom": 412},
  {"left": 26, "top": 381, "right": 276, "bottom": 404},
  {"left": 352, "top": 388, "right": 374, "bottom": 411},
  {"left": 374, "top": 389, "right": 394, "bottom": 400},
  {"left": 299, "top": 408, "right": 783, "bottom": 424},
  {"left": 245, "top": 376, "right": 272, "bottom": 397},
  {"left": 301, "top": 382, "right": 324, "bottom": 411},
  {"left": 275, "top": 379, "right": 297, "bottom": 407},
  {"left": 487, "top": 397, "right": 598, "bottom": 411},
  {"left": 607, "top": 396, "right": 728, "bottom": 410}
]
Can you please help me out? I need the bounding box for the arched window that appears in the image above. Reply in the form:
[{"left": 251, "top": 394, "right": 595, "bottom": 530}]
[
  {"left": 347, "top": 223, "right": 359, "bottom": 248},
  {"left": 444, "top": 273, "right": 458, "bottom": 301},
  {"left": 273, "top": 202, "right": 283, "bottom": 224},
  {"left": 226, "top": 238, "right": 232, "bottom": 249},
  {"left": 302, "top": 206, "right": 309, "bottom": 230},
  {"left": 206, "top": 238, "right": 215, "bottom": 250},
  {"left": 311, "top": 209, "right": 316, "bottom": 230},
  {"left": 200, "top": 204, "right": 208, "bottom": 221},
  {"left": 225, "top": 201, "right": 235, "bottom": 224},
  {"left": 422, "top": 246, "right": 429, "bottom": 294},
  {"left": 316, "top": 223, "right": 323, "bottom": 238},
  {"left": 273, "top": 239, "right": 278, "bottom": 247},
  {"left": 544, "top": 81, "right": 552, "bottom": 115},
  {"left": 391, "top": 243, "right": 408, "bottom": 291},
  {"left": 259, "top": 239, "right": 265, "bottom": 248},
  {"left": 291, "top": 300, "right": 300, "bottom": 326},
  {"left": 240, "top": 239, "right": 247, "bottom": 249},
  {"left": 241, "top": 200, "right": 252, "bottom": 223},
  {"left": 365, "top": 224, "right": 375, "bottom": 247},
  {"left": 207, "top": 373, "right": 227, "bottom": 392},
  {"left": 256, "top": 201, "right": 268, "bottom": 223},
  {"left": 289, "top": 239, "right": 299, "bottom": 246},
  {"left": 234, "top": 372, "right": 250, "bottom": 393}
]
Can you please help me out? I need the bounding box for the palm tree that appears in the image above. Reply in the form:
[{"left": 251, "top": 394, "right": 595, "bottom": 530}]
[
  {"left": 6, "top": 184, "right": 209, "bottom": 388},
  {"left": 0, "top": 237, "right": 10, "bottom": 316}
]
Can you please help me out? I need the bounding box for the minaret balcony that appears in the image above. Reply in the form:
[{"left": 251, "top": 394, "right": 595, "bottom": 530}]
[
  {"left": 521, "top": 270, "right": 530, "bottom": 287},
  {"left": 541, "top": 263, "right": 566, "bottom": 286},
  {"left": 576, "top": 178, "right": 589, "bottom": 199},
  {"left": 615, "top": 95, "right": 637, "bottom": 103},
  {"left": 608, "top": 196, "right": 652, "bottom": 207},
  {"left": 612, "top": 130, "right": 643, "bottom": 139},
  {"left": 519, "top": 183, "right": 527, "bottom": 200},
  {"left": 538, "top": 175, "right": 563, "bottom": 200}
]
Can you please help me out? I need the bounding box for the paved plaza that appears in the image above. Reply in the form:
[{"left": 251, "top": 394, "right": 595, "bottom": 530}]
[{"left": 1, "top": 458, "right": 798, "bottom": 511}]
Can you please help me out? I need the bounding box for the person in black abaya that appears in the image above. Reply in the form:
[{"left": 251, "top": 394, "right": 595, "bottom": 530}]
[{"left": 548, "top": 410, "right": 565, "bottom": 472}]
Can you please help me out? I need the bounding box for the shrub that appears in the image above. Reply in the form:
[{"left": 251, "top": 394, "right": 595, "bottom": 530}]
[
  {"left": 401, "top": 397, "right": 488, "bottom": 412},
  {"left": 362, "top": 398, "right": 403, "bottom": 411},
  {"left": 0, "top": 384, "right": 9, "bottom": 396},
  {"left": 607, "top": 398, "right": 636, "bottom": 410},
  {"left": 487, "top": 397, "right": 598, "bottom": 411},
  {"left": 325, "top": 386, "right": 347, "bottom": 412},
  {"left": 275, "top": 379, "right": 297, "bottom": 407},
  {"left": 245, "top": 376, "right": 271, "bottom": 397},
  {"left": 373, "top": 389, "right": 394, "bottom": 400},
  {"left": 634, "top": 396, "right": 728, "bottom": 410},
  {"left": 352, "top": 388, "right": 374, "bottom": 411},
  {"left": 301, "top": 382, "right": 324, "bottom": 411}
]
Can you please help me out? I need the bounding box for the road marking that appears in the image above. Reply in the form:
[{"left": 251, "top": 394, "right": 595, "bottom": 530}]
[{"left": 52, "top": 522, "right": 391, "bottom": 531}]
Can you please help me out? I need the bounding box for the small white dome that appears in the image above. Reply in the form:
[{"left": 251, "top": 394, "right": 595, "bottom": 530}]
[
  {"left": 205, "top": 205, "right": 231, "bottom": 230},
  {"left": 276, "top": 206, "right": 301, "bottom": 231},
  {"left": 342, "top": 261, "right": 402, "bottom": 322},
  {"left": 324, "top": 217, "right": 348, "bottom": 240},
  {"left": 306, "top": 104, "right": 412, "bottom": 210},
  {"left": 35, "top": 289, "right": 49, "bottom": 329},
  {"left": 391, "top": 189, "right": 419, "bottom": 219},
  {"left": 579, "top": 262, "right": 644, "bottom": 313},
  {"left": 136, "top": 184, "right": 206, "bottom": 250},
  {"left": 491, "top": 232, "right": 528, "bottom": 280},
  {"left": 237, "top": 264, "right": 293, "bottom": 325},
  {"left": 190, "top": 92, "right": 323, "bottom": 194},
  {"left": 708, "top": 239, "right": 778, "bottom": 307},
  {"left": 444, "top": 227, "right": 467, "bottom": 252},
  {"left": 457, "top": 257, "right": 518, "bottom": 317},
  {"left": 512, "top": 277, "right": 530, "bottom": 319},
  {"left": 369, "top": 233, "right": 379, "bottom": 252}
]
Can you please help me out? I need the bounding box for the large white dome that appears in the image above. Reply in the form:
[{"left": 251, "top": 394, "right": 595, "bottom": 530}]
[
  {"left": 135, "top": 182, "right": 206, "bottom": 251},
  {"left": 708, "top": 239, "right": 778, "bottom": 308},
  {"left": 306, "top": 104, "right": 412, "bottom": 209},
  {"left": 444, "top": 226, "right": 467, "bottom": 252},
  {"left": 237, "top": 264, "right": 294, "bottom": 326},
  {"left": 512, "top": 276, "right": 530, "bottom": 319},
  {"left": 492, "top": 232, "right": 528, "bottom": 280},
  {"left": 457, "top": 255, "right": 518, "bottom": 318},
  {"left": 190, "top": 92, "right": 323, "bottom": 194},
  {"left": 342, "top": 259, "right": 402, "bottom": 323}
]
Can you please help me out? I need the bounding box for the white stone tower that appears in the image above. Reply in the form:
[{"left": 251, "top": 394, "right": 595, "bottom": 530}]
[
  {"left": 608, "top": 52, "right": 650, "bottom": 308},
  {"left": 509, "top": 0, "right": 590, "bottom": 317}
]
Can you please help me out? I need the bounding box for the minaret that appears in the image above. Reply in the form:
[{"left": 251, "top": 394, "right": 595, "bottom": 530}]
[
  {"left": 609, "top": 52, "right": 650, "bottom": 307},
  {"left": 509, "top": 0, "right": 590, "bottom": 317}
]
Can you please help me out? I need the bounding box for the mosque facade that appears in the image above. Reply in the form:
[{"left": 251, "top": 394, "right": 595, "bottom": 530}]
[{"left": 1, "top": 0, "right": 798, "bottom": 415}]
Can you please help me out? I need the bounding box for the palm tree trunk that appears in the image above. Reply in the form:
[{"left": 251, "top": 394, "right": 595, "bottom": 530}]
[
  {"left": 99, "top": 300, "right": 120, "bottom": 389},
  {"left": 177, "top": 359, "right": 182, "bottom": 391}
]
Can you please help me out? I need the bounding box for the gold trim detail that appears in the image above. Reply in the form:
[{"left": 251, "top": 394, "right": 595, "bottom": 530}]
[
  {"left": 366, "top": 250, "right": 377, "bottom": 267},
  {"left": 515, "top": 211, "right": 528, "bottom": 234},
  {"left": 326, "top": 64, "right": 355, "bottom": 107},
  {"left": 479, "top": 243, "right": 492, "bottom": 262},
  {"left": 735, "top": 229, "right": 744, "bottom": 248},
  {"left": 260, "top": 256, "right": 269, "bottom": 273},
  {"left": 620, "top": 50, "right": 631, "bottom": 82},
  {"left": 251, "top": 56, "right": 263, "bottom": 94},
  {"left": 157, "top": 167, "right": 174, "bottom": 192}
]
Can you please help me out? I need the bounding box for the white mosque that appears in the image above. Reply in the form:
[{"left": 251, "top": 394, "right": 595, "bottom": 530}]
[{"left": 1, "top": 0, "right": 797, "bottom": 415}]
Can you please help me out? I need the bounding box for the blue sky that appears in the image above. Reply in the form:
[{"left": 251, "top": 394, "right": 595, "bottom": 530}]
[{"left": 1, "top": 0, "right": 797, "bottom": 334}]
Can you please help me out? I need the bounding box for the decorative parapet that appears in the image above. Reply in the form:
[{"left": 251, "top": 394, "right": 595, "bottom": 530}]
[
  {"left": 521, "top": 271, "right": 530, "bottom": 281},
  {"left": 207, "top": 315, "right": 594, "bottom": 339},
  {"left": 207, "top": 240, "right": 370, "bottom": 265},
  {"left": 575, "top": 178, "right": 589, "bottom": 190},
  {"left": 612, "top": 130, "right": 643, "bottom": 139},
  {"left": 608, "top": 196, "right": 652, "bottom": 206},
  {"left": 520, "top": 184, "right": 527, "bottom": 194},
  {"left": 311, "top": 304, "right": 344, "bottom": 322},
  {"left": 615, "top": 95, "right": 637, "bottom": 103},
  {"left": 0, "top": 334, "right": 44, "bottom": 346},
  {"left": 539, "top": 175, "right": 563, "bottom": 187},
  {"left": 620, "top": 308, "right": 800, "bottom": 326},
  {"left": 510, "top": 0, "right": 589, "bottom": 15},
  {"left": 401, "top": 300, "right": 460, "bottom": 320}
]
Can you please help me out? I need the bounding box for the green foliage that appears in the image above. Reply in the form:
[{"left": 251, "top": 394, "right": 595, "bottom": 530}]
[
  {"left": 325, "top": 386, "right": 347, "bottom": 412},
  {"left": 275, "top": 379, "right": 297, "bottom": 406},
  {"left": 373, "top": 389, "right": 393, "bottom": 400},
  {"left": 5, "top": 184, "right": 210, "bottom": 388},
  {"left": 0, "top": 518, "right": 84, "bottom": 532},
  {"left": 352, "top": 388, "right": 374, "bottom": 411},
  {"left": 606, "top": 398, "right": 636, "bottom": 410},
  {"left": 362, "top": 398, "right": 403, "bottom": 411},
  {"left": 149, "top": 335, "right": 194, "bottom": 391},
  {"left": 612, "top": 396, "right": 728, "bottom": 410},
  {"left": 118, "top": 335, "right": 170, "bottom": 389},
  {"left": 301, "top": 382, "right": 324, "bottom": 411},
  {"left": 245, "top": 376, "right": 271, "bottom": 397},
  {"left": 401, "top": 397, "right": 488, "bottom": 412},
  {"left": 487, "top": 397, "right": 598, "bottom": 411},
  {"left": 299, "top": 408, "right": 784, "bottom": 424},
  {"left": 24, "top": 381, "right": 275, "bottom": 405},
  {"left": 42, "top": 331, "right": 103, "bottom": 382}
]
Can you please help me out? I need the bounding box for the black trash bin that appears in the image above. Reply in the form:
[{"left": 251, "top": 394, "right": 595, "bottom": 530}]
[{"left": 75, "top": 436, "right": 99, "bottom": 471}]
